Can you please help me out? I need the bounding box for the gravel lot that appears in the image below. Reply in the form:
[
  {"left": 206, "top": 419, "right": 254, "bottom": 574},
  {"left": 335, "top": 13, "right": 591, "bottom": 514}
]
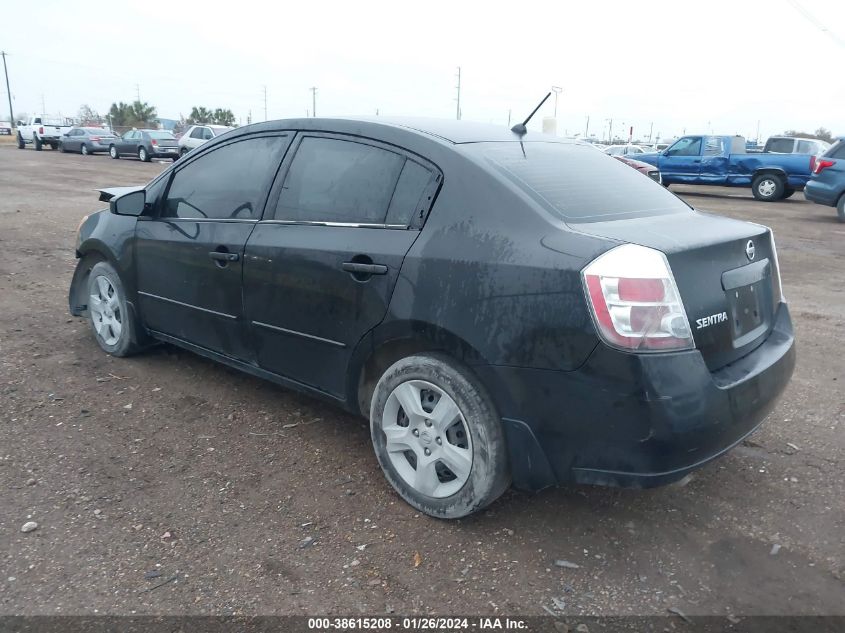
[{"left": 1, "top": 144, "right": 843, "bottom": 617}]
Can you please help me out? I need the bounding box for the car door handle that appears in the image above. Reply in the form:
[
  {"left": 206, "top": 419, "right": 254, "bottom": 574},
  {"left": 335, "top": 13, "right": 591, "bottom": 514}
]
[
  {"left": 342, "top": 262, "right": 387, "bottom": 275},
  {"left": 692, "top": 159, "right": 701, "bottom": 163},
  {"left": 209, "top": 251, "right": 239, "bottom": 262}
]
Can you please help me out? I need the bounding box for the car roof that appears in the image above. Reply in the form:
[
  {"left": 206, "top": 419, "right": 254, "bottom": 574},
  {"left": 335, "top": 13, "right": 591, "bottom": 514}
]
[{"left": 232, "top": 117, "right": 573, "bottom": 146}]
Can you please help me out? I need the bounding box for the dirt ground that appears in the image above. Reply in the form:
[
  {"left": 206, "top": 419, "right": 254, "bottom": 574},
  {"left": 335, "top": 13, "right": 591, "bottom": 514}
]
[{"left": 1, "top": 145, "right": 843, "bottom": 617}]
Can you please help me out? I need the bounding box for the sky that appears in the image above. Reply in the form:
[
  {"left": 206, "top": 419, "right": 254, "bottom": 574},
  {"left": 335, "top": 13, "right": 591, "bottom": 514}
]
[{"left": 2, "top": 0, "right": 843, "bottom": 142}]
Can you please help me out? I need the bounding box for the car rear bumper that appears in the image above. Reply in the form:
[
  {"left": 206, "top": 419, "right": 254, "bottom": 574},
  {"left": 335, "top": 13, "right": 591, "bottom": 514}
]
[
  {"left": 476, "top": 303, "right": 795, "bottom": 491},
  {"left": 804, "top": 180, "right": 840, "bottom": 207}
]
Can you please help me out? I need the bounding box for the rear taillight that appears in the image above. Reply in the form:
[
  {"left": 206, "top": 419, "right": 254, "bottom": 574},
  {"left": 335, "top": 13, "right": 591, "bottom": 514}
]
[
  {"left": 812, "top": 157, "right": 835, "bottom": 174},
  {"left": 582, "top": 244, "right": 693, "bottom": 352},
  {"left": 151, "top": 139, "right": 158, "bottom": 146},
  {"left": 39, "top": 126, "right": 44, "bottom": 134},
  {"left": 90, "top": 136, "right": 101, "bottom": 142}
]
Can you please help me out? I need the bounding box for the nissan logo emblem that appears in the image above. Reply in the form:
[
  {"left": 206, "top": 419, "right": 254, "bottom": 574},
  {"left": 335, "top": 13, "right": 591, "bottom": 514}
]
[{"left": 746, "top": 240, "right": 756, "bottom": 261}]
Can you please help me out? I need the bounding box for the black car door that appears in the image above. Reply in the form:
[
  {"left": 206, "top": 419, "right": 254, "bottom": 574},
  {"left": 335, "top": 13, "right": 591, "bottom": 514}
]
[
  {"left": 243, "top": 133, "right": 441, "bottom": 398},
  {"left": 134, "top": 133, "right": 292, "bottom": 359},
  {"left": 117, "top": 130, "right": 135, "bottom": 155}
]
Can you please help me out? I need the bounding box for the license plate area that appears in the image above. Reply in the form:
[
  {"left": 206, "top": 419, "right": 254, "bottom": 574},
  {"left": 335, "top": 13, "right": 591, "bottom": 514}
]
[{"left": 722, "top": 259, "right": 772, "bottom": 348}]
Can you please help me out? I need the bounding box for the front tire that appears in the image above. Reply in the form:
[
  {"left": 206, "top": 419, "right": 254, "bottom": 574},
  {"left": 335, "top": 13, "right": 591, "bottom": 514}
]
[
  {"left": 138, "top": 146, "right": 150, "bottom": 162},
  {"left": 837, "top": 194, "right": 845, "bottom": 223},
  {"left": 370, "top": 353, "right": 510, "bottom": 519},
  {"left": 752, "top": 174, "right": 785, "bottom": 201},
  {"left": 109, "top": 145, "right": 119, "bottom": 159},
  {"left": 86, "top": 262, "right": 142, "bottom": 357}
]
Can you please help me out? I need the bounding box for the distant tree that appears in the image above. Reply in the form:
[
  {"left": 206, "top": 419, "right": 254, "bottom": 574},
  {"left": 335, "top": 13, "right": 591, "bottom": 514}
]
[
  {"left": 130, "top": 101, "right": 157, "bottom": 126},
  {"left": 108, "top": 102, "right": 134, "bottom": 127},
  {"left": 783, "top": 128, "right": 834, "bottom": 143},
  {"left": 188, "top": 106, "right": 213, "bottom": 124},
  {"left": 212, "top": 108, "right": 235, "bottom": 126},
  {"left": 78, "top": 104, "right": 101, "bottom": 125}
]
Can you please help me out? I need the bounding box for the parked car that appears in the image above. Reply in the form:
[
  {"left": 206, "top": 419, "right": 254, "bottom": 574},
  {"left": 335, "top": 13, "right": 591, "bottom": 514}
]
[
  {"left": 613, "top": 155, "right": 661, "bottom": 183},
  {"left": 634, "top": 135, "right": 818, "bottom": 201},
  {"left": 764, "top": 136, "right": 830, "bottom": 155},
  {"left": 60, "top": 127, "right": 117, "bottom": 155},
  {"left": 16, "top": 114, "right": 73, "bottom": 150},
  {"left": 0, "top": 121, "right": 12, "bottom": 135},
  {"left": 109, "top": 129, "right": 179, "bottom": 162},
  {"left": 604, "top": 144, "right": 649, "bottom": 156},
  {"left": 804, "top": 138, "right": 845, "bottom": 222},
  {"left": 178, "top": 124, "right": 233, "bottom": 156},
  {"left": 69, "top": 118, "right": 795, "bottom": 518}
]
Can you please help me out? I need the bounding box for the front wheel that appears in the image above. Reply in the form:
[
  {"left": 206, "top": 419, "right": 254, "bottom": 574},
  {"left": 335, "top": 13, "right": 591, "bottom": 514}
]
[
  {"left": 752, "top": 174, "right": 785, "bottom": 201},
  {"left": 370, "top": 353, "right": 510, "bottom": 519},
  {"left": 837, "top": 194, "right": 845, "bottom": 223},
  {"left": 86, "top": 262, "right": 142, "bottom": 357},
  {"left": 109, "top": 145, "right": 119, "bottom": 159},
  {"left": 81, "top": 143, "right": 90, "bottom": 156}
]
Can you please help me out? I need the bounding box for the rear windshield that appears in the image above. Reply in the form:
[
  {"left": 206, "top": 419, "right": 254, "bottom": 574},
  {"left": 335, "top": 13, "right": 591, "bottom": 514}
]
[
  {"left": 824, "top": 140, "right": 845, "bottom": 159},
  {"left": 472, "top": 142, "right": 690, "bottom": 223},
  {"left": 148, "top": 131, "right": 175, "bottom": 140}
]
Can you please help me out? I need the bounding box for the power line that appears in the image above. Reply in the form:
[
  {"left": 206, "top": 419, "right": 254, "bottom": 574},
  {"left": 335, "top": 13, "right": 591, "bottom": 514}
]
[{"left": 786, "top": 0, "right": 845, "bottom": 49}]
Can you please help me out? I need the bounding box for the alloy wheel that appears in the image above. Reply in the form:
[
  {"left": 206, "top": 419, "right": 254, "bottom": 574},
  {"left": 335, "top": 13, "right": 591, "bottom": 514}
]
[{"left": 758, "top": 179, "right": 776, "bottom": 198}]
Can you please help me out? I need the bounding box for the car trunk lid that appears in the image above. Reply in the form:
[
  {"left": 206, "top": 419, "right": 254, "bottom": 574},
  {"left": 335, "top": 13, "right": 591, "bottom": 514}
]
[{"left": 571, "top": 212, "right": 780, "bottom": 370}]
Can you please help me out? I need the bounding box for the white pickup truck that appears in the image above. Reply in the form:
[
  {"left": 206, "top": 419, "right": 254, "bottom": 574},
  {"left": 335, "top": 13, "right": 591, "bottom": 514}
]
[{"left": 17, "top": 115, "right": 73, "bottom": 151}]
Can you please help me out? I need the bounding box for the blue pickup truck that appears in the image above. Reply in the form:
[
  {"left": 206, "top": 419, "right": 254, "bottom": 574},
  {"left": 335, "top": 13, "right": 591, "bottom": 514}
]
[{"left": 634, "top": 135, "right": 817, "bottom": 201}]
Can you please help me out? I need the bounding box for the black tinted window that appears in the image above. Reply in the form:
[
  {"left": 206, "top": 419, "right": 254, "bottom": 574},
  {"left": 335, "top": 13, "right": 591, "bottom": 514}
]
[
  {"left": 767, "top": 138, "right": 794, "bottom": 153},
  {"left": 825, "top": 141, "right": 845, "bottom": 159},
  {"left": 163, "top": 136, "right": 287, "bottom": 220},
  {"left": 190, "top": 127, "right": 203, "bottom": 139},
  {"left": 275, "top": 137, "right": 404, "bottom": 223},
  {"left": 476, "top": 142, "right": 690, "bottom": 223},
  {"left": 386, "top": 160, "right": 433, "bottom": 226}
]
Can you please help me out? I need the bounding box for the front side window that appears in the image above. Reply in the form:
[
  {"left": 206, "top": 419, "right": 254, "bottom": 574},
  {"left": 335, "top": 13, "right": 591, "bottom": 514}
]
[
  {"left": 202, "top": 128, "right": 214, "bottom": 140},
  {"left": 163, "top": 136, "right": 288, "bottom": 220},
  {"left": 275, "top": 136, "right": 405, "bottom": 224},
  {"left": 667, "top": 137, "right": 702, "bottom": 156}
]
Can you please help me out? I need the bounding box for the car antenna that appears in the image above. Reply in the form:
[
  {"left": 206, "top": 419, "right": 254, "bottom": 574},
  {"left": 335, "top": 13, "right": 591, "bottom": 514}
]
[{"left": 511, "top": 92, "right": 552, "bottom": 136}]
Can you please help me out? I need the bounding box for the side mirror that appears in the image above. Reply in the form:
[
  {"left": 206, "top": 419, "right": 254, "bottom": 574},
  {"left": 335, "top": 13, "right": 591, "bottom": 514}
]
[{"left": 110, "top": 190, "right": 146, "bottom": 216}]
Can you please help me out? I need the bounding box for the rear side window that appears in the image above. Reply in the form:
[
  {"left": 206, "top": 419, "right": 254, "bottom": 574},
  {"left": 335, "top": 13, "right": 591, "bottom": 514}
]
[
  {"left": 824, "top": 141, "right": 845, "bottom": 159},
  {"left": 704, "top": 137, "right": 725, "bottom": 156},
  {"left": 476, "top": 142, "right": 690, "bottom": 223},
  {"left": 275, "top": 137, "right": 405, "bottom": 224},
  {"left": 386, "top": 159, "right": 433, "bottom": 226},
  {"left": 163, "top": 136, "right": 288, "bottom": 220},
  {"left": 766, "top": 138, "right": 794, "bottom": 153}
]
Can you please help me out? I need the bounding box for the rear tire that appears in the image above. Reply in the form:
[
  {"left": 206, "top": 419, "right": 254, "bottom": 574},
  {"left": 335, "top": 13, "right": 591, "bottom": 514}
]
[
  {"left": 837, "top": 194, "right": 845, "bottom": 223},
  {"left": 370, "top": 353, "right": 510, "bottom": 519},
  {"left": 49, "top": 142, "right": 58, "bottom": 150},
  {"left": 81, "top": 143, "right": 90, "bottom": 156},
  {"left": 34, "top": 135, "right": 42, "bottom": 151},
  {"left": 86, "top": 262, "right": 143, "bottom": 357},
  {"left": 751, "top": 174, "right": 785, "bottom": 201},
  {"left": 109, "top": 145, "right": 119, "bottom": 159},
  {"left": 138, "top": 146, "right": 150, "bottom": 162},
  {"left": 17, "top": 133, "right": 25, "bottom": 149}
]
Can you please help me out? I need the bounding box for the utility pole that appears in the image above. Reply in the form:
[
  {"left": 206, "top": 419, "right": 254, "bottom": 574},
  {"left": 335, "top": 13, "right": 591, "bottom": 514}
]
[
  {"left": 584, "top": 115, "right": 590, "bottom": 139},
  {"left": 648, "top": 121, "right": 653, "bottom": 142},
  {"left": 551, "top": 86, "right": 562, "bottom": 119},
  {"left": 507, "top": 109, "right": 511, "bottom": 127},
  {"left": 1, "top": 51, "right": 13, "bottom": 129},
  {"left": 756, "top": 119, "right": 761, "bottom": 142},
  {"left": 455, "top": 66, "right": 461, "bottom": 120},
  {"left": 263, "top": 86, "right": 268, "bottom": 121},
  {"left": 135, "top": 84, "right": 141, "bottom": 101},
  {"left": 310, "top": 87, "right": 317, "bottom": 118},
  {"left": 41, "top": 94, "right": 46, "bottom": 114},
  {"left": 605, "top": 118, "right": 613, "bottom": 144}
]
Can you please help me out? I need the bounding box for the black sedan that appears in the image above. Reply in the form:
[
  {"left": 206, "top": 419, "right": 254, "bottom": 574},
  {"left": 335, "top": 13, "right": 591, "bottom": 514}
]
[
  {"left": 60, "top": 127, "right": 117, "bottom": 155},
  {"left": 108, "top": 129, "right": 179, "bottom": 162},
  {"left": 69, "top": 118, "right": 795, "bottom": 518}
]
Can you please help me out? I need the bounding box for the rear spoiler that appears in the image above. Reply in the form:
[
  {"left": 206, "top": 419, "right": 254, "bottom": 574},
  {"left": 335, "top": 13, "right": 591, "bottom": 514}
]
[{"left": 97, "top": 185, "right": 144, "bottom": 203}]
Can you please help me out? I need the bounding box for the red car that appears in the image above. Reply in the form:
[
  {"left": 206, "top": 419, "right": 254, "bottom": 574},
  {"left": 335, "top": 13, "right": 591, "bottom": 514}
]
[{"left": 613, "top": 155, "right": 661, "bottom": 184}]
